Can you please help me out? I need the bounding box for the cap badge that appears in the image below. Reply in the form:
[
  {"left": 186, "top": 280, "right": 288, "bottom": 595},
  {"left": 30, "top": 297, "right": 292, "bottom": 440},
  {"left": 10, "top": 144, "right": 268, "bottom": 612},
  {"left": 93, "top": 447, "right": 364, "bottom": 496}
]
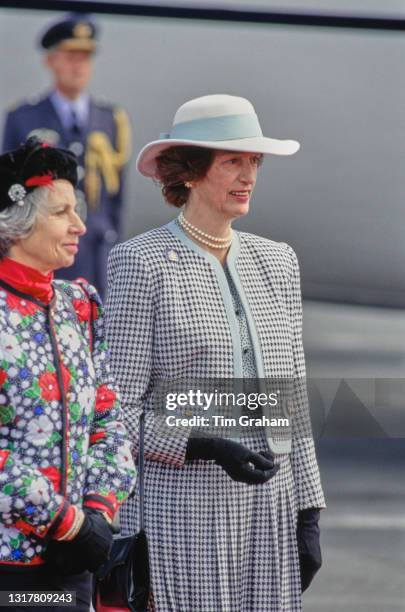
[
  {"left": 8, "top": 184, "right": 27, "bottom": 205},
  {"left": 73, "top": 23, "right": 92, "bottom": 39}
]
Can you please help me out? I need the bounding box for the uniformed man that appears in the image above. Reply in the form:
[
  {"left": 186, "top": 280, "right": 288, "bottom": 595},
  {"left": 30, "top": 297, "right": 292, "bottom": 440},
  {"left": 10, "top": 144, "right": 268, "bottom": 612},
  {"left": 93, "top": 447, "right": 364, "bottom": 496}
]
[{"left": 2, "top": 13, "right": 132, "bottom": 297}]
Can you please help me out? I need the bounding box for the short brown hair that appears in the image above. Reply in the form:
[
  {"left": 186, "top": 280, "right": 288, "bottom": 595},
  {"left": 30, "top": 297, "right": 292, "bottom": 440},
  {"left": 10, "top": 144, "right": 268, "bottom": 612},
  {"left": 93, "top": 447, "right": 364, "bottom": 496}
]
[{"left": 156, "top": 146, "right": 215, "bottom": 208}]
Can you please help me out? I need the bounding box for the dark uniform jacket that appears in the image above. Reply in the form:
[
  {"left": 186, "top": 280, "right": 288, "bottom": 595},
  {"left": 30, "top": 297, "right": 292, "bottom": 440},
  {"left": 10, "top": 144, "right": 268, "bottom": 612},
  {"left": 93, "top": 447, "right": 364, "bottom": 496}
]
[{"left": 2, "top": 93, "right": 131, "bottom": 297}]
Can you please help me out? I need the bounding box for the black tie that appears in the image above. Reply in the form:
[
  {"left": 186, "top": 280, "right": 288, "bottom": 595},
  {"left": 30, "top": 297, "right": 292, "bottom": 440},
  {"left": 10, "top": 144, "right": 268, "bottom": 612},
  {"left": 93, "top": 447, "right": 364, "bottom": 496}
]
[{"left": 70, "top": 108, "right": 81, "bottom": 136}]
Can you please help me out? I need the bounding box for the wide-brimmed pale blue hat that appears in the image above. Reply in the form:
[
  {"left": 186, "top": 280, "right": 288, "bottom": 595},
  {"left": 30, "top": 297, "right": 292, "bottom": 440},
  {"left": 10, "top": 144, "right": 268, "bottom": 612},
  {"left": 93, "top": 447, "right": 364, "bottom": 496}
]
[{"left": 136, "top": 94, "right": 300, "bottom": 178}]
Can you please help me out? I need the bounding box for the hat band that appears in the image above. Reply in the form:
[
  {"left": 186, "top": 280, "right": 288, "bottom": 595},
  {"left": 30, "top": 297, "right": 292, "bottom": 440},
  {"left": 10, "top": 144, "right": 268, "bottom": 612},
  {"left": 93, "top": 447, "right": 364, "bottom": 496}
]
[{"left": 160, "top": 113, "right": 263, "bottom": 142}]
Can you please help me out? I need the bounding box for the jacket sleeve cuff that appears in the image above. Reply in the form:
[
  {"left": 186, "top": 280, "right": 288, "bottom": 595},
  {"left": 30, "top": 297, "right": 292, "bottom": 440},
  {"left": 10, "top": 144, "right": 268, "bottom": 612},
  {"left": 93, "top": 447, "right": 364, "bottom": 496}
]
[
  {"left": 144, "top": 410, "right": 190, "bottom": 467},
  {"left": 52, "top": 504, "right": 76, "bottom": 540},
  {"left": 83, "top": 493, "right": 118, "bottom": 521}
]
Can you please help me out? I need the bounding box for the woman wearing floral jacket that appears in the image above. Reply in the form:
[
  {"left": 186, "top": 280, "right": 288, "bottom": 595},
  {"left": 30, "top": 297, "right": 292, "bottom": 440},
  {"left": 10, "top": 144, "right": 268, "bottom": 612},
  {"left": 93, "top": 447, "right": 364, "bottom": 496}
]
[{"left": 0, "top": 138, "right": 136, "bottom": 611}]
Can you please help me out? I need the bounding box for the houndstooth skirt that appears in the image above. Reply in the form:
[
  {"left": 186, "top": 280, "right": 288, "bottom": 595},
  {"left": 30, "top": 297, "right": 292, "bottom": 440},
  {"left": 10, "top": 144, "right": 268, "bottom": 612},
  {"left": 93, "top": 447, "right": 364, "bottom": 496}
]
[{"left": 121, "top": 428, "right": 302, "bottom": 612}]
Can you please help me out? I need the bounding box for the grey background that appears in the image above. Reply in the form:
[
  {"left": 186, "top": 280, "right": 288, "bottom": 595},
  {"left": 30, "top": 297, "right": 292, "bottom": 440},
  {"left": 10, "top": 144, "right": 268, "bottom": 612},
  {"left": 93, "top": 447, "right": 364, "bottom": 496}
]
[
  {"left": 1, "top": 6, "right": 405, "bottom": 610},
  {"left": 1, "top": 7, "right": 404, "bottom": 306}
]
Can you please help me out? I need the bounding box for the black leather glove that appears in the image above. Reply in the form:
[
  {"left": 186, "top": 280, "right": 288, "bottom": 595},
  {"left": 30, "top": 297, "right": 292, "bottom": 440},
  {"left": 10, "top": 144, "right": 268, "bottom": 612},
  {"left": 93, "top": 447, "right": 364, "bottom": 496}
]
[
  {"left": 296, "top": 508, "right": 322, "bottom": 592},
  {"left": 186, "top": 436, "right": 279, "bottom": 484},
  {"left": 44, "top": 508, "right": 113, "bottom": 576}
]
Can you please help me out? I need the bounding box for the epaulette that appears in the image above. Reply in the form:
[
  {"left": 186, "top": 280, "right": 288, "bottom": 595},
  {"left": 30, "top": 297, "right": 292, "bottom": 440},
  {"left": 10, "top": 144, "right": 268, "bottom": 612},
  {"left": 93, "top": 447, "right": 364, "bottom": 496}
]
[
  {"left": 26, "top": 93, "right": 41, "bottom": 106},
  {"left": 94, "top": 95, "right": 115, "bottom": 110},
  {"left": 6, "top": 93, "right": 42, "bottom": 113}
]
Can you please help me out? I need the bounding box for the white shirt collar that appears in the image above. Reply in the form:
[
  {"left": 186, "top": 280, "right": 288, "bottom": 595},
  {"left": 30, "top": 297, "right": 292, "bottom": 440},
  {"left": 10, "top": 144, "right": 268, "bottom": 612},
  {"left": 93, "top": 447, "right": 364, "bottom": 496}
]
[{"left": 50, "top": 90, "right": 90, "bottom": 130}]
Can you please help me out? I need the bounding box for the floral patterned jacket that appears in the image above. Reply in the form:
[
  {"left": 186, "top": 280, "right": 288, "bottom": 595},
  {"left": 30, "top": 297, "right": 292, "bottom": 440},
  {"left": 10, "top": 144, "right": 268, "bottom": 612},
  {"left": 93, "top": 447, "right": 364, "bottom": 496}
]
[{"left": 0, "top": 259, "right": 136, "bottom": 568}]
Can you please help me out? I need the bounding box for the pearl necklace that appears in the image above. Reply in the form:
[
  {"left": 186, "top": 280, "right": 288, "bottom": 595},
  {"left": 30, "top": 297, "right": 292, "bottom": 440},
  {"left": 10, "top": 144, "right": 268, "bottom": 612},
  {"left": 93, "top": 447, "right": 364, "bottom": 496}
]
[{"left": 178, "top": 212, "right": 232, "bottom": 250}]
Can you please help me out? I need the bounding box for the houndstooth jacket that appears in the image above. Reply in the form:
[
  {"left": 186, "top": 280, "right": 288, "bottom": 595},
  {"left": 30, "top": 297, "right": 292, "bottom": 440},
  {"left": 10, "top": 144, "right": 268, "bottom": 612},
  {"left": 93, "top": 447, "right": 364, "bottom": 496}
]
[{"left": 106, "top": 220, "right": 325, "bottom": 510}]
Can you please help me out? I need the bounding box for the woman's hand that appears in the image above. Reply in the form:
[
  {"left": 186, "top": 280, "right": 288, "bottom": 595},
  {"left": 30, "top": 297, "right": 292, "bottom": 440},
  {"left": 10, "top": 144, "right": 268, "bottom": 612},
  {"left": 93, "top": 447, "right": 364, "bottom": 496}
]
[
  {"left": 186, "top": 436, "right": 279, "bottom": 484},
  {"left": 296, "top": 508, "right": 322, "bottom": 592},
  {"left": 44, "top": 508, "right": 113, "bottom": 575}
]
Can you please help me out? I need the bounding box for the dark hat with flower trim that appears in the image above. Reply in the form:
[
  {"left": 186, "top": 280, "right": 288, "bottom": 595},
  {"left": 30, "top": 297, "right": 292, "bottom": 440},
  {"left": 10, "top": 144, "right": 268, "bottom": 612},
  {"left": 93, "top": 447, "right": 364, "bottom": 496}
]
[
  {"left": 40, "top": 13, "right": 98, "bottom": 53},
  {"left": 0, "top": 137, "right": 78, "bottom": 212}
]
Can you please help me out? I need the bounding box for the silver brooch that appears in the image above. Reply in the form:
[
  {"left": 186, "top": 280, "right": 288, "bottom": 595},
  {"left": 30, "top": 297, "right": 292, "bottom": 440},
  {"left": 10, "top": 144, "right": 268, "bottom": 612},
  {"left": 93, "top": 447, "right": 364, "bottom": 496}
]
[
  {"left": 8, "top": 184, "right": 27, "bottom": 206},
  {"left": 166, "top": 248, "right": 179, "bottom": 262}
]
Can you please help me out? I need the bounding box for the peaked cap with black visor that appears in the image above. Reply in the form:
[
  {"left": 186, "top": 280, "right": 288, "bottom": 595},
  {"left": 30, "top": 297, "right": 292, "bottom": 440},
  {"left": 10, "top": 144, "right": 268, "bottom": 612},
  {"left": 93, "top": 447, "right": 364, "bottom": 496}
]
[
  {"left": 40, "top": 13, "right": 98, "bottom": 52},
  {"left": 0, "top": 137, "right": 78, "bottom": 212}
]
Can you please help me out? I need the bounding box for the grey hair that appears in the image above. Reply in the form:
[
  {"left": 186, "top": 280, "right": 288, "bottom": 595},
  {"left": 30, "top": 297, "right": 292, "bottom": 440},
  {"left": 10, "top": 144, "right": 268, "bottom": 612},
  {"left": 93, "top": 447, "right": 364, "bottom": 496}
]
[{"left": 0, "top": 187, "right": 50, "bottom": 259}]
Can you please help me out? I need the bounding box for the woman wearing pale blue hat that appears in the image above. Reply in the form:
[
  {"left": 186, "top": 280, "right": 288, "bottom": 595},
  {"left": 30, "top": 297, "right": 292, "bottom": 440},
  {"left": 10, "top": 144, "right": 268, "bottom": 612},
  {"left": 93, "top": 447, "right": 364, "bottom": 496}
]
[{"left": 106, "top": 94, "right": 326, "bottom": 611}]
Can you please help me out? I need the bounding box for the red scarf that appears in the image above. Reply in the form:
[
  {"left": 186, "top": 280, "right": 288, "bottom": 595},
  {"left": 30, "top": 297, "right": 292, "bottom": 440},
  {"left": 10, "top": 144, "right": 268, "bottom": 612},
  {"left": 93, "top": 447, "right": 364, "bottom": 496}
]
[{"left": 0, "top": 257, "right": 54, "bottom": 304}]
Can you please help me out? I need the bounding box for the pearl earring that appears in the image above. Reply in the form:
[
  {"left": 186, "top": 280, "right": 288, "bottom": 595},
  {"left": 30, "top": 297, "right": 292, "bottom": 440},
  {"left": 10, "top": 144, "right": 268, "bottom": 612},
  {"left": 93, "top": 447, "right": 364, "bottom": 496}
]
[{"left": 184, "top": 181, "right": 193, "bottom": 189}]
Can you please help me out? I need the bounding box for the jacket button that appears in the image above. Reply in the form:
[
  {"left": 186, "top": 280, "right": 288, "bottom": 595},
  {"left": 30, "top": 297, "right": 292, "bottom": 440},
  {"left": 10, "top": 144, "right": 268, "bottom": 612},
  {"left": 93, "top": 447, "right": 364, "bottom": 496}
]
[{"left": 37, "top": 525, "right": 46, "bottom": 533}]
